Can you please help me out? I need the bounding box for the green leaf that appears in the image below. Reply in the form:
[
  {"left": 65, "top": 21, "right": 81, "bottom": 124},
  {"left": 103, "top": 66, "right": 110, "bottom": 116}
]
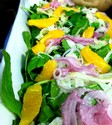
[
  {"left": 37, "top": 82, "right": 55, "bottom": 123},
  {"left": 74, "top": 50, "right": 80, "bottom": 58},
  {"left": 69, "top": 12, "right": 82, "bottom": 26},
  {"left": 90, "top": 99, "right": 97, "bottom": 106},
  {"left": 12, "top": 117, "right": 20, "bottom": 125},
  {"left": 23, "top": 50, "right": 35, "bottom": 82},
  {"left": 108, "top": 54, "right": 112, "bottom": 66},
  {"left": 1, "top": 50, "right": 22, "bottom": 117},
  {"left": 48, "top": 81, "right": 68, "bottom": 115},
  {"left": 72, "top": 16, "right": 89, "bottom": 35},
  {"left": 29, "top": 13, "right": 48, "bottom": 19},
  {"left": 99, "top": 34, "right": 110, "bottom": 42},
  {"left": 62, "top": 39, "right": 70, "bottom": 51},
  {"left": 91, "top": 22, "right": 100, "bottom": 29},
  {"left": 63, "top": 10, "right": 75, "bottom": 16},
  {"left": 37, "top": 80, "right": 68, "bottom": 124},
  {"left": 95, "top": 44, "right": 111, "bottom": 58},
  {"left": 90, "top": 44, "right": 111, "bottom": 58},
  {"left": 30, "top": 4, "right": 38, "bottom": 13},
  {"left": 30, "top": 26, "right": 41, "bottom": 44},
  {"left": 37, "top": 96, "right": 55, "bottom": 123},
  {"left": 29, "top": 13, "right": 41, "bottom": 19},
  {"left": 50, "top": 80, "right": 60, "bottom": 97},
  {"left": 22, "top": 31, "right": 31, "bottom": 49},
  {"left": 27, "top": 53, "right": 51, "bottom": 80}
]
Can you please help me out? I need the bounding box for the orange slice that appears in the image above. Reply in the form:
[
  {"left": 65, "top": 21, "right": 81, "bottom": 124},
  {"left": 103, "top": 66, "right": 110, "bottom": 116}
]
[
  {"left": 32, "top": 42, "right": 45, "bottom": 54},
  {"left": 42, "top": 3, "right": 50, "bottom": 9},
  {"left": 81, "top": 46, "right": 111, "bottom": 74},
  {"left": 82, "top": 27, "right": 95, "bottom": 38},
  {"left": 106, "top": 29, "right": 112, "bottom": 38},
  {"left": 35, "top": 60, "right": 57, "bottom": 82},
  {"left": 27, "top": 17, "right": 59, "bottom": 29},
  {"left": 95, "top": 12, "right": 112, "bottom": 29},
  {"left": 19, "top": 84, "right": 42, "bottom": 125},
  {"left": 40, "top": 29, "right": 64, "bottom": 44},
  {"left": 53, "top": 6, "right": 79, "bottom": 17}
]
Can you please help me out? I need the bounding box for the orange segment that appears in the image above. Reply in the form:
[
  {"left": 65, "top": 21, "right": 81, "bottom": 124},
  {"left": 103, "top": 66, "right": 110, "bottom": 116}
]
[
  {"left": 106, "top": 29, "right": 112, "bottom": 38},
  {"left": 81, "top": 46, "right": 111, "bottom": 74},
  {"left": 40, "top": 29, "right": 64, "bottom": 44},
  {"left": 28, "top": 17, "right": 59, "bottom": 29},
  {"left": 19, "top": 84, "right": 42, "bottom": 125},
  {"left": 53, "top": 6, "right": 79, "bottom": 17},
  {"left": 42, "top": 3, "right": 50, "bottom": 9},
  {"left": 95, "top": 12, "right": 112, "bottom": 29},
  {"left": 95, "top": 12, "right": 110, "bottom": 22},
  {"left": 35, "top": 60, "right": 57, "bottom": 82},
  {"left": 32, "top": 42, "right": 45, "bottom": 54},
  {"left": 82, "top": 27, "right": 95, "bottom": 38}
]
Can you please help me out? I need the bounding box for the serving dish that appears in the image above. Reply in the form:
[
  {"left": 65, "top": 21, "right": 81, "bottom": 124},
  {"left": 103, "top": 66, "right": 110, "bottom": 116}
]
[{"left": 0, "top": 0, "right": 112, "bottom": 125}]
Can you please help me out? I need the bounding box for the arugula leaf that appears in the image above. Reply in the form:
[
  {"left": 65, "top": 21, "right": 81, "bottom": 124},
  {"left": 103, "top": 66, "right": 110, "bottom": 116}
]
[
  {"left": 91, "top": 22, "right": 100, "bottom": 29},
  {"left": 90, "top": 99, "right": 97, "bottom": 106},
  {"left": 37, "top": 82, "right": 55, "bottom": 123},
  {"left": 30, "top": 26, "right": 41, "bottom": 45},
  {"left": 90, "top": 44, "right": 111, "bottom": 58},
  {"left": 36, "top": 80, "right": 68, "bottom": 124},
  {"left": 63, "top": 10, "right": 74, "bottom": 16},
  {"left": 27, "top": 53, "right": 51, "bottom": 80},
  {"left": 22, "top": 31, "right": 31, "bottom": 49},
  {"left": 29, "top": 13, "right": 41, "bottom": 19},
  {"left": 64, "top": 11, "right": 89, "bottom": 35},
  {"left": 72, "top": 16, "right": 89, "bottom": 35},
  {"left": 22, "top": 27, "right": 40, "bottom": 51},
  {"left": 99, "top": 34, "right": 110, "bottom": 42},
  {"left": 108, "top": 54, "right": 112, "bottom": 66},
  {"left": 12, "top": 117, "right": 20, "bottom": 125},
  {"left": 68, "top": 12, "right": 83, "bottom": 26},
  {"left": 30, "top": 4, "right": 38, "bottom": 13},
  {"left": 62, "top": 39, "right": 70, "bottom": 51},
  {"left": 95, "top": 44, "right": 111, "bottom": 58},
  {"left": 74, "top": 50, "right": 80, "bottom": 58},
  {"left": 29, "top": 13, "right": 48, "bottom": 19},
  {"left": 50, "top": 47, "right": 65, "bottom": 56},
  {"left": 1, "top": 50, "right": 22, "bottom": 117},
  {"left": 48, "top": 81, "right": 68, "bottom": 115},
  {"left": 37, "top": 96, "right": 55, "bottom": 123},
  {"left": 50, "top": 40, "right": 71, "bottom": 56},
  {"left": 23, "top": 50, "right": 35, "bottom": 82}
]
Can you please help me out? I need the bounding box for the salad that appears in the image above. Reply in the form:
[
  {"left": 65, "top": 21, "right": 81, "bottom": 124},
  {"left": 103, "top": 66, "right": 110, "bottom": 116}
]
[{"left": 1, "top": 0, "right": 112, "bottom": 125}]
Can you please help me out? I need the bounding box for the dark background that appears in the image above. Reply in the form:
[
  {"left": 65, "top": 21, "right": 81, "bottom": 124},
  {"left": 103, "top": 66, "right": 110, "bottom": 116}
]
[
  {"left": 0, "top": 1, "right": 112, "bottom": 49},
  {"left": 0, "top": 0, "right": 20, "bottom": 49}
]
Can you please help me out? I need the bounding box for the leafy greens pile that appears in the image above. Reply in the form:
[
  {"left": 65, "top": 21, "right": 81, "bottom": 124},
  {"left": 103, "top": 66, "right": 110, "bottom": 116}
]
[{"left": 1, "top": 0, "right": 112, "bottom": 125}]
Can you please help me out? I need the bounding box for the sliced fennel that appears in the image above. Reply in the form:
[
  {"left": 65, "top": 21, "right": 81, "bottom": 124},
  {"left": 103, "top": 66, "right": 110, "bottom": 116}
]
[{"left": 56, "top": 72, "right": 112, "bottom": 93}]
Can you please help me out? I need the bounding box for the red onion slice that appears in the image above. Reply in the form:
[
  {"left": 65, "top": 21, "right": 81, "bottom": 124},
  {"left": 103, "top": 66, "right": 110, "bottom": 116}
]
[
  {"left": 55, "top": 57, "right": 99, "bottom": 77},
  {"left": 50, "top": 0, "right": 61, "bottom": 9},
  {"left": 46, "top": 35, "right": 94, "bottom": 48},
  {"left": 61, "top": 89, "right": 112, "bottom": 125}
]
